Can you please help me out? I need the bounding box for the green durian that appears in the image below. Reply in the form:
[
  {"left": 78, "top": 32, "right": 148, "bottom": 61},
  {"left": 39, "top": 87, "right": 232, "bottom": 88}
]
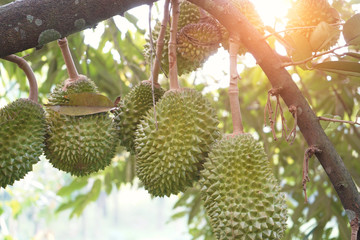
[
  {"left": 144, "top": 1, "right": 210, "bottom": 75},
  {"left": 177, "top": 21, "right": 221, "bottom": 62},
  {"left": 45, "top": 77, "right": 118, "bottom": 176},
  {"left": 135, "top": 89, "right": 220, "bottom": 197},
  {"left": 114, "top": 81, "right": 165, "bottom": 154},
  {"left": 286, "top": 0, "right": 341, "bottom": 51},
  {"left": 200, "top": 134, "right": 288, "bottom": 240},
  {"left": 0, "top": 98, "right": 46, "bottom": 188}
]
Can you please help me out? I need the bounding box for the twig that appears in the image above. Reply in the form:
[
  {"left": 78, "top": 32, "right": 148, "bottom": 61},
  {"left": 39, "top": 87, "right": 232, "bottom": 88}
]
[
  {"left": 281, "top": 45, "right": 348, "bottom": 68},
  {"left": 2, "top": 55, "right": 38, "bottom": 102},
  {"left": 263, "top": 23, "right": 343, "bottom": 40},
  {"left": 287, "top": 105, "right": 298, "bottom": 144},
  {"left": 303, "top": 146, "right": 322, "bottom": 203},
  {"left": 228, "top": 38, "right": 244, "bottom": 135},
  {"left": 264, "top": 87, "right": 284, "bottom": 140},
  {"left": 57, "top": 38, "right": 80, "bottom": 82},
  {"left": 148, "top": 4, "right": 159, "bottom": 131},
  {"left": 319, "top": 116, "right": 360, "bottom": 126},
  {"left": 168, "top": 0, "right": 180, "bottom": 90},
  {"left": 151, "top": 0, "right": 170, "bottom": 83}
]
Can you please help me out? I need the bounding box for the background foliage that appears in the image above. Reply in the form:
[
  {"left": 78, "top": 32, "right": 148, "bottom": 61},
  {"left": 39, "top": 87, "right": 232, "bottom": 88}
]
[{"left": 1, "top": 0, "right": 360, "bottom": 239}]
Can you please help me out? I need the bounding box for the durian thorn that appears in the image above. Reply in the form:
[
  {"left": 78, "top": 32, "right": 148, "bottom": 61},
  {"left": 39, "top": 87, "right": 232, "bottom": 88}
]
[
  {"left": 151, "top": 0, "right": 170, "bottom": 84},
  {"left": 287, "top": 105, "right": 298, "bottom": 144},
  {"left": 168, "top": 0, "right": 180, "bottom": 89},
  {"left": 181, "top": 27, "right": 221, "bottom": 46},
  {"left": 302, "top": 145, "right": 322, "bottom": 203},
  {"left": 57, "top": 38, "right": 80, "bottom": 82},
  {"left": 229, "top": 40, "right": 244, "bottom": 135},
  {"left": 2, "top": 54, "right": 38, "bottom": 102}
]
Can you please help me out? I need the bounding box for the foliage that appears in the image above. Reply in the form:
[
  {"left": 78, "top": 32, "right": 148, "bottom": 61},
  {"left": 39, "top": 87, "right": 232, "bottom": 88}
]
[{"left": 1, "top": 0, "right": 360, "bottom": 239}]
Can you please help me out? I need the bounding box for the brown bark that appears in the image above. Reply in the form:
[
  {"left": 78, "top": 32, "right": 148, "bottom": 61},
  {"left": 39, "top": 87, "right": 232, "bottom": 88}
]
[
  {"left": 187, "top": 0, "right": 360, "bottom": 227},
  {"left": 0, "top": 0, "right": 155, "bottom": 57},
  {"left": 2, "top": 54, "right": 38, "bottom": 102}
]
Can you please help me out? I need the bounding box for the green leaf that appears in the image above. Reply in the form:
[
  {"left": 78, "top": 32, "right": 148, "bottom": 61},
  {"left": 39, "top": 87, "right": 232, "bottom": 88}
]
[
  {"left": 46, "top": 105, "right": 115, "bottom": 116},
  {"left": 104, "top": 172, "right": 113, "bottom": 195},
  {"left": 285, "top": 32, "right": 313, "bottom": 68},
  {"left": 124, "top": 12, "right": 138, "bottom": 26},
  {"left": 64, "top": 92, "right": 114, "bottom": 107},
  {"left": 313, "top": 61, "right": 360, "bottom": 77},
  {"left": 343, "top": 52, "right": 360, "bottom": 60},
  {"left": 88, "top": 179, "right": 102, "bottom": 202},
  {"left": 325, "top": 115, "right": 341, "bottom": 134},
  {"left": 57, "top": 178, "right": 88, "bottom": 197},
  {"left": 343, "top": 13, "right": 360, "bottom": 46},
  {"left": 309, "top": 21, "right": 339, "bottom": 51},
  {"left": 56, "top": 201, "right": 77, "bottom": 213},
  {"left": 320, "top": 114, "right": 333, "bottom": 130}
]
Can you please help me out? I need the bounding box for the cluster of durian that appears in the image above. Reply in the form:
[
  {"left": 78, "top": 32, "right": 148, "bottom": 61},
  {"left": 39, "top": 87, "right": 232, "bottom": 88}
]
[
  {"left": 144, "top": 1, "right": 222, "bottom": 76},
  {"left": 200, "top": 134, "right": 288, "bottom": 239},
  {"left": 0, "top": 98, "right": 46, "bottom": 188},
  {"left": 218, "top": 0, "right": 265, "bottom": 55},
  {"left": 286, "top": 0, "right": 341, "bottom": 51},
  {"left": 45, "top": 77, "right": 118, "bottom": 176}
]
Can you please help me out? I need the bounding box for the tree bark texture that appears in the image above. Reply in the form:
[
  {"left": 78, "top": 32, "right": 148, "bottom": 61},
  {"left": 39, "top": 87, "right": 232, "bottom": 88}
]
[
  {"left": 1, "top": 0, "right": 359, "bottom": 231},
  {"left": 0, "top": 0, "right": 155, "bottom": 57},
  {"left": 187, "top": 0, "right": 360, "bottom": 226}
]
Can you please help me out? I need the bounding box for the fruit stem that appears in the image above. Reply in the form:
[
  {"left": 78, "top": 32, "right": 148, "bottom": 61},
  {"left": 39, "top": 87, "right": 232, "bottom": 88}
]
[
  {"left": 57, "top": 37, "right": 80, "bottom": 83},
  {"left": 151, "top": 0, "right": 170, "bottom": 84},
  {"left": 2, "top": 54, "right": 38, "bottom": 102},
  {"left": 229, "top": 39, "right": 244, "bottom": 135},
  {"left": 168, "top": 0, "right": 180, "bottom": 90}
]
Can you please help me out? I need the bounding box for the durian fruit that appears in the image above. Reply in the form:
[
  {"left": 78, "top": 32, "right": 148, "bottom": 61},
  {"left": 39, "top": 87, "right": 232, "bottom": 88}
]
[
  {"left": 219, "top": 0, "right": 265, "bottom": 55},
  {"left": 286, "top": 0, "right": 341, "bottom": 51},
  {"left": 200, "top": 134, "right": 288, "bottom": 239},
  {"left": 45, "top": 77, "right": 118, "bottom": 176},
  {"left": 177, "top": 21, "right": 222, "bottom": 62},
  {"left": 135, "top": 89, "right": 220, "bottom": 197},
  {"left": 0, "top": 99, "right": 46, "bottom": 188},
  {"left": 144, "top": 1, "right": 221, "bottom": 75},
  {"left": 114, "top": 81, "right": 165, "bottom": 154}
]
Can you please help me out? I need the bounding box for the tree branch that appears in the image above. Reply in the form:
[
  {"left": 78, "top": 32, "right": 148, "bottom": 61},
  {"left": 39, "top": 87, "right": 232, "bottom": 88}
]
[
  {"left": 187, "top": 0, "right": 360, "bottom": 224},
  {"left": 0, "top": 0, "right": 156, "bottom": 57}
]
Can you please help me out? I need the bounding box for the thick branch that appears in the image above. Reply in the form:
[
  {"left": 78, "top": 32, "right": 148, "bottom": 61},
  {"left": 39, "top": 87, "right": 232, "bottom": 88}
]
[
  {"left": 188, "top": 0, "right": 360, "bottom": 221},
  {"left": 0, "top": 0, "right": 155, "bottom": 57}
]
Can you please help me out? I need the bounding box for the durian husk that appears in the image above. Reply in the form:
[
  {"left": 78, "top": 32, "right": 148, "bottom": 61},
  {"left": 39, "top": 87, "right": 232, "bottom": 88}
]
[
  {"left": 114, "top": 81, "right": 165, "bottom": 154},
  {"left": 0, "top": 98, "right": 46, "bottom": 188},
  {"left": 135, "top": 89, "right": 220, "bottom": 197},
  {"left": 286, "top": 0, "right": 341, "bottom": 51},
  {"left": 144, "top": 1, "right": 220, "bottom": 76},
  {"left": 177, "top": 21, "right": 222, "bottom": 62},
  {"left": 200, "top": 134, "right": 288, "bottom": 239},
  {"left": 45, "top": 78, "right": 118, "bottom": 176}
]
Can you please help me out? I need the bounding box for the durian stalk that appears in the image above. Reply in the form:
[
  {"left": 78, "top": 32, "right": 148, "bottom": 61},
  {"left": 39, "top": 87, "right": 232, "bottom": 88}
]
[
  {"left": 151, "top": 0, "right": 170, "bottom": 84},
  {"left": 57, "top": 38, "right": 81, "bottom": 85},
  {"left": 229, "top": 39, "right": 244, "bottom": 135},
  {"left": 168, "top": 0, "right": 180, "bottom": 89},
  {"left": 2, "top": 55, "right": 38, "bottom": 102}
]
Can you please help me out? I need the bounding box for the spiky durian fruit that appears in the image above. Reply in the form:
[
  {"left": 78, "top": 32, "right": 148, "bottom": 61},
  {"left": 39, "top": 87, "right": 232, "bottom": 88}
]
[
  {"left": 0, "top": 99, "right": 46, "bottom": 188},
  {"left": 286, "top": 0, "right": 341, "bottom": 51},
  {"left": 135, "top": 89, "right": 220, "bottom": 197},
  {"left": 114, "top": 81, "right": 165, "bottom": 154},
  {"left": 219, "top": 0, "right": 265, "bottom": 54},
  {"left": 144, "top": 1, "right": 221, "bottom": 75},
  {"left": 45, "top": 77, "right": 118, "bottom": 176},
  {"left": 177, "top": 21, "right": 222, "bottom": 62},
  {"left": 200, "top": 134, "right": 288, "bottom": 239}
]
